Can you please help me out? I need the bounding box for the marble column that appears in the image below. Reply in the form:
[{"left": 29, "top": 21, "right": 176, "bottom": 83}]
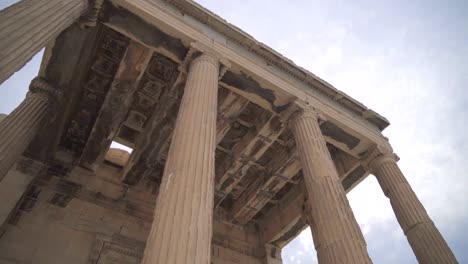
[
  {"left": 141, "top": 53, "right": 219, "bottom": 264},
  {"left": 369, "top": 150, "right": 458, "bottom": 263},
  {"left": 0, "top": 157, "right": 43, "bottom": 228},
  {"left": 290, "top": 108, "right": 372, "bottom": 264},
  {"left": 0, "top": 0, "right": 89, "bottom": 85},
  {"left": 0, "top": 77, "right": 61, "bottom": 182}
]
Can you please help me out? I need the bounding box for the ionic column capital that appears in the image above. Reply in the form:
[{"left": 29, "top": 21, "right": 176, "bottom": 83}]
[
  {"left": 288, "top": 103, "right": 326, "bottom": 128},
  {"left": 366, "top": 144, "right": 399, "bottom": 173},
  {"left": 190, "top": 41, "right": 231, "bottom": 76},
  {"left": 27, "top": 77, "right": 62, "bottom": 104},
  {"left": 191, "top": 52, "right": 220, "bottom": 68},
  {"left": 368, "top": 153, "right": 399, "bottom": 172}
]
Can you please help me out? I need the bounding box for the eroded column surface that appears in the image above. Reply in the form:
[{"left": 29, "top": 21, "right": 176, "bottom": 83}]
[
  {"left": 369, "top": 151, "right": 458, "bottom": 263},
  {"left": 0, "top": 77, "right": 60, "bottom": 181},
  {"left": 290, "top": 109, "right": 372, "bottom": 264},
  {"left": 0, "top": 0, "right": 89, "bottom": 85},
  {"left": 141, "top": 53, "right": 219, "bottom": 264}
]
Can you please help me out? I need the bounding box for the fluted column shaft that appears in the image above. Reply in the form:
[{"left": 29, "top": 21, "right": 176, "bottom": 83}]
[
  {"left": 0, "top": 77, "right": 60, "bottom": 181},
  {"left": 141, "top": 53, "right": 219, "bottom": 264},
  {"left": 370, "top": 154, "right": 457, "bottom": 263},
  {"left": 290, "top": 109, "right": 372, "bottom": 264},
  {"left": 0, "top": 0, "right": 89, "bottom": 84}
]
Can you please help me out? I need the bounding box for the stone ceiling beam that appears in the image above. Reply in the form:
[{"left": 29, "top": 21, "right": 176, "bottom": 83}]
[
  {"left": 219, "top": 81, "right": 371, "bottom": 158},
  {"left": 230, "top": 146, "right": 301, "bottom": 225},
  {"left": 139, "top": 72, "right": 232, "bottom": 164},
  {"left": 228, "top": 130, "right": 368, "bottom": 225},
  {"left": 28, "top": 24, "right": 101, "bottom": 162},
  {"left": 214, "top": 105, "right": 296, "bottom": 207},
  {"left": 80, "top": 40, "right": 152, "bottom": 171},
  {"left": 259, "top": 162, "right": 368, "bottom": 246},
  {"left": 216, "top": 91, "right": 250, "bottom": 144},
  {"left": 121, "top": 57, "right": 186, "bottom": 185},
  {"left": 56, "top": 28, "right": 130, "bottom": 164}
]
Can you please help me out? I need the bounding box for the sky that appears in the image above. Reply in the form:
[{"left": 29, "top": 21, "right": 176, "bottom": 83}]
[{"left": 1, "top": 0, "right": 467, "bottom": 263}]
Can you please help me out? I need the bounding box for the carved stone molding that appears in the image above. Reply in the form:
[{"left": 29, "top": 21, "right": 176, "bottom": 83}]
[{"left": 122, "top": 53, "right": 178, "bottom": 134}]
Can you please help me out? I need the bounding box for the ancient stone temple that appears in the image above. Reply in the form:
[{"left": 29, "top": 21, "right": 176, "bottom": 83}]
[{"left": 0, "top": 1, "right": 458, "bottom": 263}]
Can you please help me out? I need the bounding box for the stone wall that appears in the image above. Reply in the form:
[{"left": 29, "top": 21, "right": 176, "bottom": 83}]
[
  {"left": 0, "top": 170, "right": 150, "bottom": 263},
  {"left": 0, "top": 160, "right": 264, "bottom": 264}
]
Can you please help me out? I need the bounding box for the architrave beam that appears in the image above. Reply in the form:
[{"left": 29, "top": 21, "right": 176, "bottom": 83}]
[{"left": 80, "top": 40, "right": 152, "bottom": 171}]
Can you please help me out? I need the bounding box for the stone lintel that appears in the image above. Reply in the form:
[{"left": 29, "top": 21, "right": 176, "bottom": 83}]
[
  {"left": 230, "top": 149, "right": 301, "bottom": 225},
  {"left": 214, "top": 104, "right": 295, "bottom": 207},
  {"left": 216, "top": 90, "right": 250, "bottom": 144},
  {"left": 121, "top": 54, "right": 185, "bottom": 185},
  {"left": 80, "top": 40, "right": 152, "bottom": 171}
]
